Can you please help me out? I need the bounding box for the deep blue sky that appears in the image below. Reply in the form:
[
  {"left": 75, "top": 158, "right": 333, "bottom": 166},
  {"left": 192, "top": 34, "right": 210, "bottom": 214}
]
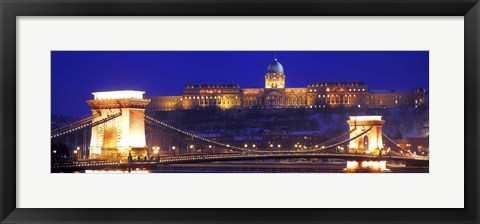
[{"left": 52, "top": 51, "right": 429, "bottom": 118}]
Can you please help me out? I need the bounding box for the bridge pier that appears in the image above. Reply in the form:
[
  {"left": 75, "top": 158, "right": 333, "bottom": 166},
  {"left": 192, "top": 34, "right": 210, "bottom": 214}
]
[
  {"left": 87, "top": 91, "right": 151, "bottom": 160},
  {"left": 346, "top": 116, "right": 384, "bottom": 155}
]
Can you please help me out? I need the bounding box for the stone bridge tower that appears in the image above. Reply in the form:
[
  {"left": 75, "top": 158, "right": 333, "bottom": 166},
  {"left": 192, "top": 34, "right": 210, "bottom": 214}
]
[
  {"left": 346, "top": 116, "right": 384, "bottom": 155},
  {"left": 87, "top": 91, "right": 150, "bottom": 160}
]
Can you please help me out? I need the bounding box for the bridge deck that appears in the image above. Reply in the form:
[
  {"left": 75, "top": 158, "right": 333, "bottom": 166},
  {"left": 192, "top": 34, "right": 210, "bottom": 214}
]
[{"left": 52, "top": 152, "right": 428, "bottom": 171}]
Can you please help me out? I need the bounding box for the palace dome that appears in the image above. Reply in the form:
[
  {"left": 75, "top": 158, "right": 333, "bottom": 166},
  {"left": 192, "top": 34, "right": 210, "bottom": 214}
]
[{"left": 267, "top": 58, "right": 284, "bottom": 74}]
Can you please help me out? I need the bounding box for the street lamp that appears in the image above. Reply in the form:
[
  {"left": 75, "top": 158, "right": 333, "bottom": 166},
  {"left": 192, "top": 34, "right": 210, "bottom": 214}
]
[
  {"left": 76, "top": 147, "right": 80, "bottom": 158},
  {"left": 151, "top": 146, "right": 156, "bottom": 156},
  {"left": 154, "top": 148, "right": 160, "bottom": 161},
  {"left": 171, "top": 146, "right": 176, "bottom": 156},
  {"left": 189, "top": 145, "right": 195, "bottom": 154}
]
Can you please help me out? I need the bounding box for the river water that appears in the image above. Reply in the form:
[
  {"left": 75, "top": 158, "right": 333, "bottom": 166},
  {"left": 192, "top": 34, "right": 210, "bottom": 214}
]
[{"left": 65, "top": 159, "right": 428, "bottom": 173}]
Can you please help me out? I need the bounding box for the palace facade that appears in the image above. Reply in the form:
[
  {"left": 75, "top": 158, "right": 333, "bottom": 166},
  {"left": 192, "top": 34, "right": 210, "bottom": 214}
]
[{"left": 147, "top": 58, "right": 427, "bottom": 111}]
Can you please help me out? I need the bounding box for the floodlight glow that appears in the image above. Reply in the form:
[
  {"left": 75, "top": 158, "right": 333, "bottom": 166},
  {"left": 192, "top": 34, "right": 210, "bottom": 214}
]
[{"left": 92, "top": 90, "right": 145, "bottom": 100}]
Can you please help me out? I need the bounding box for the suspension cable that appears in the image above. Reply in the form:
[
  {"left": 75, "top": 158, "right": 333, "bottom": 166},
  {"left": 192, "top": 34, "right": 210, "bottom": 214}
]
[
  {"left": 382, "top": 134, "right": 417, "bottom": 157},
  {"left": 51, "top": 112, "right": 122, "bottom": 139}
]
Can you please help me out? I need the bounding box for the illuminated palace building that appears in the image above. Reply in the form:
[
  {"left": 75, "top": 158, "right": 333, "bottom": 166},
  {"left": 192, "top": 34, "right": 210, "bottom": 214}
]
[{"left": 147, "top": 58, "right": 427, "bottom": 111}]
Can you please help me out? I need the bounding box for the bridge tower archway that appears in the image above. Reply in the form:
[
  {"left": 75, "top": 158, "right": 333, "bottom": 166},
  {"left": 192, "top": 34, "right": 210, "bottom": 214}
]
[
  {"left": 87, "top": 91, "right": 151, "bottom": 160},
  {"left": 346, "top": 116, "right": 385, "bottom": 155}
]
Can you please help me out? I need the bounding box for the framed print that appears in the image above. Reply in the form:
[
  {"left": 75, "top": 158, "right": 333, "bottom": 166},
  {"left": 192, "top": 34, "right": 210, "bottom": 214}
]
[{"left": 1, "top": 0, "right": 479, "bottom": 223}]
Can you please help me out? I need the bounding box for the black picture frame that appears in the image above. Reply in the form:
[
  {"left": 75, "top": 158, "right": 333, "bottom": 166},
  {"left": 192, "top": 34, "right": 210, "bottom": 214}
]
[{"left": 1, "top": 0, "right": 479, "bottom": 223}]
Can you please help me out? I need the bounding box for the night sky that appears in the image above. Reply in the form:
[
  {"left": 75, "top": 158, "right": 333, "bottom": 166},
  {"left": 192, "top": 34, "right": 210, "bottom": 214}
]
[{"left": 52, "top": 51, "right": 429, "bottom": 118}]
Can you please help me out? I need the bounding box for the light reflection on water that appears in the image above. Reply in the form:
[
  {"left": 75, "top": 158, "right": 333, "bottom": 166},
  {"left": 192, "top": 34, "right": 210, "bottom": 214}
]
[{"left": 83, "top": 170, "right": 151, "bottom": 173}]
